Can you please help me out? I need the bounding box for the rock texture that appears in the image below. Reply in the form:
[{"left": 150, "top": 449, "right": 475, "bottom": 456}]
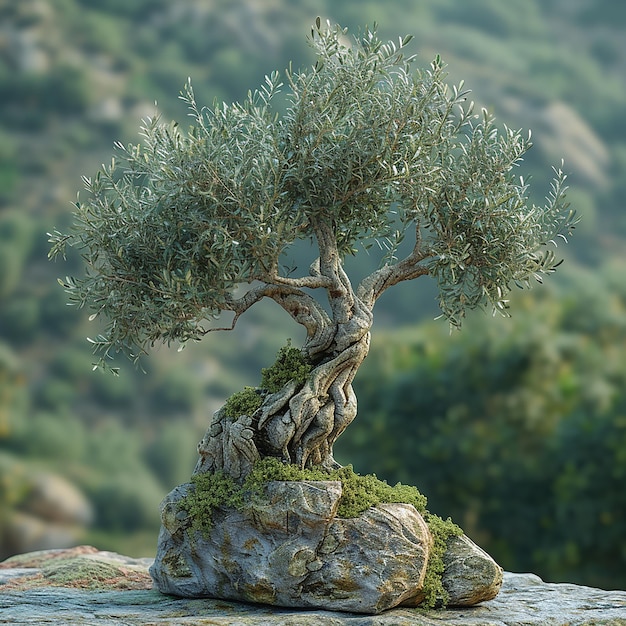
[
  {"left": 1, "top": 547, "right": 626, "bottom": 625},
  {"left": 443, "top": 534, "right": 504, "bottom": 606},
  {"left": 150, "top": 480, "right": 501, "bottom": 613}
]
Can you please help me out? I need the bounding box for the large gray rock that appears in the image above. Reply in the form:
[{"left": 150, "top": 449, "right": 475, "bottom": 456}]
[
  {"left": 1, "top": 547, "right": 626, "bottom": 625},
  {"left": 149, "top": 480, "right": 500, "bottom": 613}
]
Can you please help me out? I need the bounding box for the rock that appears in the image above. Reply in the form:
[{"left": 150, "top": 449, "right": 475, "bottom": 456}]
[
  {"left": 150, "top": 480, "right": 497, "bottom": 614},
  {"left": 0, "top": 463, "right": 94, "bottom": 560},
  {"left": 1, "top": 548, "right": 626, "bottom": 625},
  {"left": 3, "top": 511, "right": 85, "bottom": 557},
  {"left": 22, "top": 473, "right": 93, "bottom": 526},
  {"left": 0, "top": 545, "right": 153, "bottom": 592},
  {"left": 443, "top": 534, "right": 503, "bottom": 605}
]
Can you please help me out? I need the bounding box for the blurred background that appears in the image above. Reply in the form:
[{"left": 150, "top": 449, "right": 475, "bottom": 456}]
[{"left": 0, "top": 0, "right": 624, "bottom": 591}]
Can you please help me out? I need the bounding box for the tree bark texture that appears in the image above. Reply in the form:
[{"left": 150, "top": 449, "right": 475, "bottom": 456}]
[{"left": 194, "top": 302, "right": 371, "bottom": 480}]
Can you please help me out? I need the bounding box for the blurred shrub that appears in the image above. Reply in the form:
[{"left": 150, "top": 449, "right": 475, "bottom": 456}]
[
  {"left": 88, "top": 471, "right": 163, "bottom": 532},
  {"left": 90, "top": 368, "right": 135, "bottom": 409},
  {"left": 10, "top": 412, "right": 87, "bottom": 462},
  {"left": 0, "top": 131, "right": 18, "bottom": 204},
  {"left": 146, "top": 367, "right": 201, "bottom": 416},
  {"left": 144, "top": 420, "right": 201, "bottom": 488},
  {"left": 0, "top": 211, "right": 35, "bottom": 299},
  {"left": 76, "top": 0, "right": 168, "bottom": 18},
  {"left": 0, "top": 65, "right": 91, "bottom": 128},
  {"left": 77, "top": 419, "right": 164, "bottom": 531},
  {"left": 0, "top": 296, "right": 40, "bottom": 345}
]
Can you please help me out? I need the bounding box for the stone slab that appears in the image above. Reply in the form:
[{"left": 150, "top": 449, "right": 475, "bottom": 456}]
[{"left": 1, "top": 549, "right": 626, "bottom": 625}]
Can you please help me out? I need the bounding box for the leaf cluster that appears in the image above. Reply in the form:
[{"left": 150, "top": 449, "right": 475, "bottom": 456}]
[
  {"left": 48, "top": 19, "right": 576, "bottom": 367},
  {"left": 424, "top": 117, "right": 577, "bottom": 326}
]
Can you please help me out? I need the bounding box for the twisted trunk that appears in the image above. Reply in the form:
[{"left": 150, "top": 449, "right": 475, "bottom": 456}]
[
  {"left": 194, "top": 219, "right": 427, "bottom": 481},
  {"left": 194, "top": 296, "right": 372, "bottom": 481}
]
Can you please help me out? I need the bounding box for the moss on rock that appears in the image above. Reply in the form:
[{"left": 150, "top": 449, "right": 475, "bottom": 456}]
[
  {"left": 182, "top": 457, "right": 462, "bottom": 608},
  {"left": 223, "top": 387, "right": 263, "bottom": 419}
]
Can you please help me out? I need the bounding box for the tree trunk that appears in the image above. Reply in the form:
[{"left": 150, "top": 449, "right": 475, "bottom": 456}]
[{"left": 194, "top": 301, "right": 372, "bottom": 481}]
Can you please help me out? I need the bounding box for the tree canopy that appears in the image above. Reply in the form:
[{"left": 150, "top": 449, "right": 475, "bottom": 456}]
[{"left": 49, "top": 19, "right": 576, "bottom": 372}]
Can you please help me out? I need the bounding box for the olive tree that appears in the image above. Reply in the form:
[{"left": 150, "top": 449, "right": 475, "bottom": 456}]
[{"left": 49, "top": 21, "right": 575, "bottom": 479}]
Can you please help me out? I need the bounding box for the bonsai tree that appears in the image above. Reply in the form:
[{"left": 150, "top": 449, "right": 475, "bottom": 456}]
[{"left": 49, "top": 20, "right": 575, "bottom": 481}]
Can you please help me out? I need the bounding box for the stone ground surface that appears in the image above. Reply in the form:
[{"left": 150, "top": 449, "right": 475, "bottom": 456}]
[{"left": 1, "top": 547, "right": 626, "bottom": 625}]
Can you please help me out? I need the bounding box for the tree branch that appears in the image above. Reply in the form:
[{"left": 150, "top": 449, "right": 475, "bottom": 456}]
[
  {"left": 312, "top": 218, "right": 354, "bottom": 324},
  {"left": 216, "top": 282, "right": 334, "bottom": 359},
  {"left": 357, "top": 224, "right": 432, "bottom": 307},
  {"left": 266, "top": 271, "right": 334, "bottom": 290}
]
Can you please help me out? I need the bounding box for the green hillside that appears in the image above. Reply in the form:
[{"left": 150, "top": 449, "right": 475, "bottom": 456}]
[{"left": 1, "top": 0, "right": 625, "bottom": 588}]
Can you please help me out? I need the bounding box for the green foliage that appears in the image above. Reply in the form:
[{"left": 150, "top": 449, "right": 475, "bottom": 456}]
[
  {"left": 50, "top": 20, "right": 574, "bottom": 370},
  {"left": 223, "top": 387, "right": 263, "bottom": 419},
  {"left": 260, "top": 341, "right": 311, "bottom": 392}
]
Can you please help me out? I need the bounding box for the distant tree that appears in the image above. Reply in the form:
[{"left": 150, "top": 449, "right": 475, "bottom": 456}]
[{"left": 49, "top": 20, "right": 576, "bottom": 479}]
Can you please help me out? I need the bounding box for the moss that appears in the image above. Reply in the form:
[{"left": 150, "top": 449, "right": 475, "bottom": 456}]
[
  {"left": 260, "top": 341, "right": 311, "bottom": 393},
  {"left": 421, "top": 513, "right": 463, "bottom": 608},
  {"left": 243, "top": 456, "right": 329, "bottom": 485},
  {"left": 243, "top": 457, "right": 427, "bottom": 518},
  {"left": 41, "top": 557, "right": 125, "bottom": 589},
  {"left": 332, "top": 466, "right": 428, "bottom": 518},
  {"left": 222, "top": 342, "right": 311, "bottom": 419},
  {"left": 223, "top": 386, "right": 263, "bottom": 418},
  {"left": 183, "top": 457, "right": 462, "bottom": 608},
  {"left": 183, "top": 470, "right": 244, "bottom": 536}
]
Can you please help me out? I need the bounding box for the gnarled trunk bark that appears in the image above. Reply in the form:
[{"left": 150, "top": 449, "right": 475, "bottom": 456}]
[{"left": 194, "top": 298, "right": 372, "bottom": 481}]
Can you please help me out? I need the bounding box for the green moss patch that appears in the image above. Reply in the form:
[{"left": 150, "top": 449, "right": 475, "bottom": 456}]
[
  {"left": 223, "top": 386, "right": 263, "bottom": 419},
  {"left": 244, "top": 457, "right": 428, "bottom": 518},
  {"left": 2, "top": 555, "right": 153, "bottom": 591},
  {"left": 222, "top": 342, "right": 312, "bottom": 419},
  {"left": 185, "top": 470, "right": 245, "bottom": 536},
  {"left": 260, "top": 341, "right": 311, "bottom": 393}
]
